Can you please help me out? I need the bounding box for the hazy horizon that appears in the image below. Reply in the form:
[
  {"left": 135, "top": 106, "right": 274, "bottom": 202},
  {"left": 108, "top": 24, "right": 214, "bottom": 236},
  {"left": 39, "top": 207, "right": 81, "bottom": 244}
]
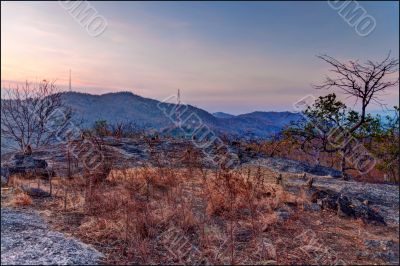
[{"left": 2, "top": 1, "right": 399, "bottom": 114}]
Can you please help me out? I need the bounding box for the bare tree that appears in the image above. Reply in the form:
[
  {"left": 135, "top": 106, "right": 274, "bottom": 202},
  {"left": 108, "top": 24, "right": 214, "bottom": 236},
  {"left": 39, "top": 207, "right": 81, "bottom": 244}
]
[
  {"left": 1, "top": 80, "right": 72, "bottom": 153},
  {"left": 315, "top": 53, "right": 399, "bottom": 130},
  {"left": 312, "top": 53, "right": 399, "bottom": 177}
]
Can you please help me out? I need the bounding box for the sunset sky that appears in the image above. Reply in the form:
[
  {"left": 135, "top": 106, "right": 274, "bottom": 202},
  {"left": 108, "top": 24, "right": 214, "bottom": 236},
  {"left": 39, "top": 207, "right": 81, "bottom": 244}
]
[{"left": 1, "top": 1, "right": 399, "bottom": 114}]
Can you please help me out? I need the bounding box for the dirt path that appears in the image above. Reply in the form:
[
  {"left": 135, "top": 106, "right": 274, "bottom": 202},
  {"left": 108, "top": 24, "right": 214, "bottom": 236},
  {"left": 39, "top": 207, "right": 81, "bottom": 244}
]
[{"left": 1, "top": 208, "right": 102, "bottom": 265}]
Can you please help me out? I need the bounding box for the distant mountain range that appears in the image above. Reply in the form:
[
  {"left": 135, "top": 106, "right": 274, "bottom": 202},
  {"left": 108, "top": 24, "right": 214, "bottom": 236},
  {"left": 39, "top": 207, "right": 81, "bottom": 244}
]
[
  {"left": 212, "top": 112, "right": 236, "bottom": 119},
  {"left": 62, "top": 91, "right": 302, "bottom": 138}
]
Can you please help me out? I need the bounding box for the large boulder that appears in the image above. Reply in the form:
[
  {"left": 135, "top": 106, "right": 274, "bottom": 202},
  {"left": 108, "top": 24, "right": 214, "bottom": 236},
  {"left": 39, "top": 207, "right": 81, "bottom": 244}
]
[
  {"left": 311, "top": 189, "right": 340, "bottom": 210},
  {"left": 12, "top": 154, "right": 48, "bottom": 169},
  {"left": 21, "top": 186, "right": 51, "bottom": 197},
  {"left": 1, "top": 154, "right": 50, "bottom": 179}
]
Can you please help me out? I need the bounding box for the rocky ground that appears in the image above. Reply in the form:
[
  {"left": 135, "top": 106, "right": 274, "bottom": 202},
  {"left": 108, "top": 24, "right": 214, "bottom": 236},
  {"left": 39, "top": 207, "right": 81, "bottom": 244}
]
[
  {"left": 245, "top": 158, "right": 400, "bottom": 227},
  {"left": 1, "top": 138, "right": 399, "bottom": 264},
  {"left": 1, "top": 208, "right": 103, "bottom": 265},
  {"left": 246, "top": 157, "right": 343, "bottom": 177},
  {"left": 287, "top": 176, "right": 399, "bottom": 226}
]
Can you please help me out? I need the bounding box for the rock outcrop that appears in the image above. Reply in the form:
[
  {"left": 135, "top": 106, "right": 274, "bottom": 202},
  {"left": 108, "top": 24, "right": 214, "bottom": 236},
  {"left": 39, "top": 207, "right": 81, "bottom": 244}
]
[
  {"left": 1, "top": 154, "right": 51, "bottom": 184},
  {"left": 1, "top": 208, "right": 103, "bottom": 264},
  {"left": 285, "top": 177, "right": 399, "bottom": 226},
  {"left": 310, "top": 188, "right": 386, "bottom": 225},
  {"left": 244, "top": 157, "right": 343, "bottom": 177}
]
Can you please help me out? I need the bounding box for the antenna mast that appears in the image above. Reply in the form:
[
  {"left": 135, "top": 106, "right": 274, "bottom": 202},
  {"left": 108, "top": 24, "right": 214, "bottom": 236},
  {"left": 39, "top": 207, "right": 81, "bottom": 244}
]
[
  {"left": 177, "top": 89, "right": 181, "bottom": 127},
  {"left": 69, "top": 69, "right": 72, "bottom": 92}
]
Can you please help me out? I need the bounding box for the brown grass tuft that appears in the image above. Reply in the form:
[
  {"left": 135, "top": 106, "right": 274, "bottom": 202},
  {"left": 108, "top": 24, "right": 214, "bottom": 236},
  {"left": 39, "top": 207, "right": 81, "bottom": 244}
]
[{"left": 12, "top": 192, "right": 33, "bottom": 206}]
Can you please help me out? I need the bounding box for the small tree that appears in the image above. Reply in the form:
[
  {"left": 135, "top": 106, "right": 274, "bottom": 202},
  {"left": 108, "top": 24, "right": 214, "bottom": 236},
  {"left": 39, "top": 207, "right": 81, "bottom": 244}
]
[
  {"left": 93, "top": 120, "right": 109, "bottom": 137},
  {"left": 288, "top": 94, "right": 344, "bottom": 163},
  {"left": 310, "top": 54, "right": 398, "bottom": 178},
  {"left": 1, "top": 80, "right": 72, "bottom": 153},
  {"left": 370, "top": 106, "right": 400, "bottom": 182},
  {"left": 289, "top": 93, "right": 381, "bottom": 177}
]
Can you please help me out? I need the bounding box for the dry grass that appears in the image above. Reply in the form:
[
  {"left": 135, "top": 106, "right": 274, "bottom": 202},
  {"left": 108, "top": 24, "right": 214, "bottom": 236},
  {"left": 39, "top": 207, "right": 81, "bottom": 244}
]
[
  {"left": 23, "top": 166, "right": 301, "bottom": 264},
  {"left": 3, "top": 163, "right": 398, "bottom": 265},
  {"left": 11, "top": 192, "right": 33, "bottom": 206}
]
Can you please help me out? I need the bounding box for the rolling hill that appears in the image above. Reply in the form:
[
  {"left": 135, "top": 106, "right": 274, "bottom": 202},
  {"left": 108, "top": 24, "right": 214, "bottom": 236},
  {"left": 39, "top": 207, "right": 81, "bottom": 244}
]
[{"left": 61, "top": 91, "right": 302, "bottom": 138}]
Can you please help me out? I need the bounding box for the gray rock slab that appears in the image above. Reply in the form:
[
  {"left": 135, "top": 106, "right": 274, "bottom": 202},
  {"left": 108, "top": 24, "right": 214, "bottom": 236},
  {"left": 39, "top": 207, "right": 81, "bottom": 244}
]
[{"left": 1, "top": 208, "right": 102, "bottom": 265}]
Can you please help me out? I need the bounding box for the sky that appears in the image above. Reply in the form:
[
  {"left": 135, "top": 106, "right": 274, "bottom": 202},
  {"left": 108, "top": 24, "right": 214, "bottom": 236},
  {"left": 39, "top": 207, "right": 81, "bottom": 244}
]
[{"left": 1, "top": 1, "right": 399, "bottom": 114}]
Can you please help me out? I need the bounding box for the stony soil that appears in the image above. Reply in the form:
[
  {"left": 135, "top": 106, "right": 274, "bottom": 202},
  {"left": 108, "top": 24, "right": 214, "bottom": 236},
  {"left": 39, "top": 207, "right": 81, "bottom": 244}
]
[{"left": 1, "top": 208, "right": 103, "bottom": 265}]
